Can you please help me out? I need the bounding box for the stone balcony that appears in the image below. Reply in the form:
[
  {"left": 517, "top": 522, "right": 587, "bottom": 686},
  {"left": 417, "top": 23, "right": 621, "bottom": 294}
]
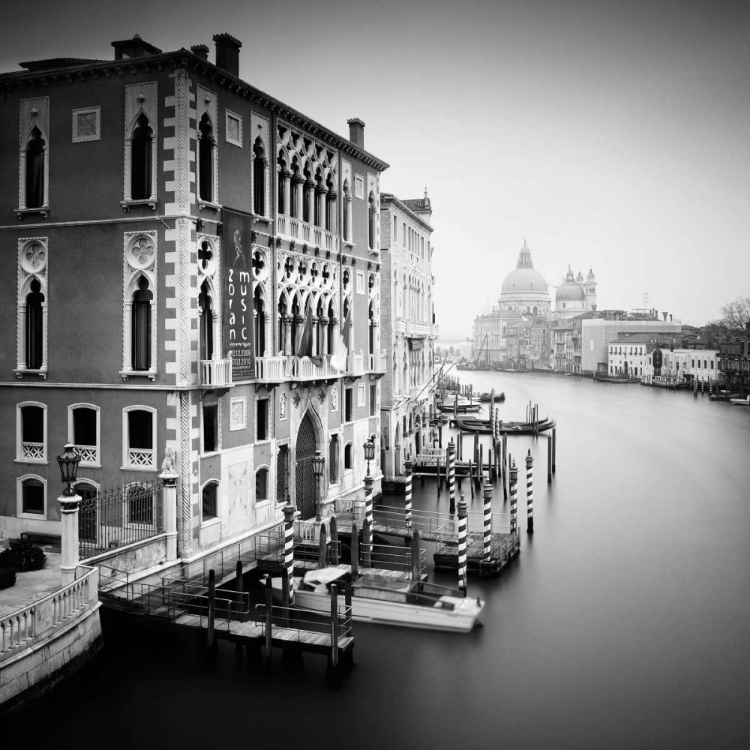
[
  {"left": 200, "top": 359, "right": 233, "bottom": 389},
  {"left": 395, "top": 319, "right": 439, "bottom": 338},
  {"left": 277, "top": 216, "right": 338, "bottom": 254}
]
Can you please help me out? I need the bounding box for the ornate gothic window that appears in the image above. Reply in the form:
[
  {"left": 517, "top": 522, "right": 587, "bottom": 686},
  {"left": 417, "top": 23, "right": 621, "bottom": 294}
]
[
  {"left": 17, "top": 238, "right": 48, "bottom": 377},
  {"left": 25, "top": 127, "right": 46, "bottom": 209},
  {"left": 368, "top": 192, "right": 376, "bottom": 249},
  {"left": 256, "top": 467, "right": 269, "bottom": 502},
  {"left": 198, "top": 113, "right": 216, "bottom": 203},
  {"left": 329, "top": 434, "right": 340, "bottom": 484},
  {"left": 199, "top": 280, "right": 215, "bottom": 362},
  {"left": 254, "top": 286, "right": 266, "bottom": 357},
  {"left": 122, "top": 232, "right": 157, "bottom": 380},
  {"left": 253, "top": 138, "right": 267, "bottom": 216},
  {"left": 342, "top": 180, "right": 351, "bottom": 242},
  {"left": 131, "top": 113, "right": 153, "bottom": 200}
]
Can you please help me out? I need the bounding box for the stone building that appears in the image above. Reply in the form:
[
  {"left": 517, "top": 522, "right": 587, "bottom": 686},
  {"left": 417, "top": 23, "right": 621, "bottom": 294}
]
[
  {"left": 379, "top": 191, "right": 437, "bottom": 488},
  {"left": 0, "top": 34, "right": 388, "bottom": 552}
]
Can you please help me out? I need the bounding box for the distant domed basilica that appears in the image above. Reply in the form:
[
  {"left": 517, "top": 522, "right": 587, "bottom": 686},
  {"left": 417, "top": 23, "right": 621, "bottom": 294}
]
[
  {"left": 472, "top": 241, "right": 599, "bottom": 370},
  {"left": 497, "top": 241, "right": 596, "bottom": 319}
]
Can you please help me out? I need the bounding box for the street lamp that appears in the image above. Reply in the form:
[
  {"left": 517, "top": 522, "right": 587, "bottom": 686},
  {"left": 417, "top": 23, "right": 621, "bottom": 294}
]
[
  {"left": 56, "top": 443, "right": 80, "bottom": 497},
  {"left": 311, "top": 450, "right": 325, "bottom": 521},
  {"left": 363, "top": 436, "right": 375, "bottom": 476}
]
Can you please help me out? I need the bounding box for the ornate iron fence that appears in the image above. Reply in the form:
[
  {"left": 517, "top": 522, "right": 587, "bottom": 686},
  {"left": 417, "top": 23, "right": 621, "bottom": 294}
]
[{"left": 78, "top": 480, "right": 163, "bottom": 561}]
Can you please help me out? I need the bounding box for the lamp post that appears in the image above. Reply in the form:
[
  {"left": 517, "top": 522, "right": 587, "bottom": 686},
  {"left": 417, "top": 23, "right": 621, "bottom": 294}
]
[
  {"left": 56, "top": 444, "right": 81, "bottom": 585},
  {"left": 363, "top": 436, "right": 376, "bottom": 530},
  {"left": 312, "top": 449, "right": 325, "bottom": 521}
]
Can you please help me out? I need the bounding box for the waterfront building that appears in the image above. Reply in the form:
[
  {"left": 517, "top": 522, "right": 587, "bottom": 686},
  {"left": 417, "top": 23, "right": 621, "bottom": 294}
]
[
  {"left": 580, "top": 316, "right": 682, "bottom": 374},
  {"left": 379, "top": 191, "right": 437, "bottom": 487},
  {"left": 554, "top": 266, "right": 597, "bottom": 319},
  {"left": 607, "top": 333, "right": 674, "bottom": 378},
  {"left": 663, "top": 349, "right": 720, "bottom": 384},
  {"left": 0, "top": 34, "right": 388, "bottom": 550}
]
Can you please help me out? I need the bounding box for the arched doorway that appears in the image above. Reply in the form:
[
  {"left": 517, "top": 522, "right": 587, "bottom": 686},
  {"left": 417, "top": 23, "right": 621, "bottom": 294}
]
[{"left": 295, "top": 411, "right": 318, "bottom": 519}]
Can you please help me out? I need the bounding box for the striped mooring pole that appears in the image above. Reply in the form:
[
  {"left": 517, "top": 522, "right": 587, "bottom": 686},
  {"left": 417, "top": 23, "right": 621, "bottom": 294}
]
[
  {"left": 483, "top": 477, "right": 493, "bottom": 562},
  {"left": 283, "top": 503, "right": 296, "bottom": 601},
  {"left": 364, "top": 470, "right": 374, "bottom": 531},
  {"left": 404, "top": 458, "right": 413, "bottom": 529},
  {"left": 448, "top": 439, "right": 457, "bottom": 514},
  {"left": 457, "top": 492, "right": 468, "bottom": 594},
  {"left": 510, "top": 458, "right": 518, "bottom": 536},
  {"left": 525, "top": 448, "right": 534, "bottom": 534}
]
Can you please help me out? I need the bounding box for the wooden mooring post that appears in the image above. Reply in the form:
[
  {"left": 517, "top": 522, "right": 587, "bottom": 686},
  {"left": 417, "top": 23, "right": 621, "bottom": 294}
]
[
  {"left": 328, "top": 583, "right": 339, "bottom": 677},
  {"left": 330, "top": 516, "right": 339, "bottom": 565},
  {"left": 552, "top": 427, "right": 557, "bottom": 473},
  {"left": 410, "top": 530, "right": 422, "bottom": 584},
  {"left": 526, "top": 449, "right": 534, "bottom": 534},
  {"left": 448, "top": 439, "right": 456, "bottom": 514},
  {"left": 547, "top": 434, "right": 552, "bottom": 483},
  {"left": 207, "top": 568, "right": 216, "bottom": 652},
  {"left": 457, "top": 494, "right": 468, "bottom": 595},
  {"left": 351, "top": 521, "right": 359, "bottom": 578},
  {"left": 263, "top": 576, "right": 273, "bottom": 672},
  {"left": 318, "top": 523, "right": 328, "bottom": 567}
]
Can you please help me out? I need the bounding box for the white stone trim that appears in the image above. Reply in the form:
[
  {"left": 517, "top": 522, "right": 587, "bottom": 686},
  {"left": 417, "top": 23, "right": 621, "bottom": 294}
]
[
  {"left": 16, "top": 401, "right": 47, "bottom": 464},
  {"left": 16, "top": 473, "right": 47, "bottom": 519},
  {"left": 122, "top": 405, "right": 157, "bottom": 471},
  {"left": 18, "top": 97, "right": 50, "bottom": 216},
  {"left": 225, "top": 109, "right": 243, "bottom": 147},
  {"left": 67, "top": 403, "right": 101, "bottom": 467},
  {"left": 122, "top": 82, "right": 158, "bottom": 209}
]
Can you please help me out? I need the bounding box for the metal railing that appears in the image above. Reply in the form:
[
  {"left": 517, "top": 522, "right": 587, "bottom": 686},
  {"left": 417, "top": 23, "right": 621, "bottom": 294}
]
[
  {"left": 255, "top": 602, "right": 353, "bottom": 643},
  {"left": 79, "top": 480, "right": 163, "bottom": 560},
  {"left": 373, "top": 505, "right": 512, "bottom": 539}
]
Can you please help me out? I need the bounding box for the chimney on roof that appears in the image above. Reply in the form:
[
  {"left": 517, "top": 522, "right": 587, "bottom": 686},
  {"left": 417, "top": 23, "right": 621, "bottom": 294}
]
[
  {"left": 111, "top": 34, "right": 162, "bottom": 60},
  {"left": 213, "top": 33, "right": 241, "bottom": 77},
  {"left": 191, "top": 44, "right": 209, "bottom": 62},
  {"left": 347, "top": 118, "right": 365, "bottom": 149}
]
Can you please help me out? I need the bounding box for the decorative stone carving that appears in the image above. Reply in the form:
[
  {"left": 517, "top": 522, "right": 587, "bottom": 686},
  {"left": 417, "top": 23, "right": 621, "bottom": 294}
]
[
  {"left": 279, "top": 392, "right": 288, "bottom": 420},
  {"left": 292, "top": 391, "right": 301, "bottom": 408},
  {"left": 318, "top": 388, "right": 326, "bottom": 404}
]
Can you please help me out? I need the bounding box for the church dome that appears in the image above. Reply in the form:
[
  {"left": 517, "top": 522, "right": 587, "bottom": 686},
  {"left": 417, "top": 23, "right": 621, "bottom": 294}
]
[
  {"left": 556, "top": 266, "right": 585, "bottom": 302},
  {"left": 500, "top": 241, "right": 549, "bottom": 296}
]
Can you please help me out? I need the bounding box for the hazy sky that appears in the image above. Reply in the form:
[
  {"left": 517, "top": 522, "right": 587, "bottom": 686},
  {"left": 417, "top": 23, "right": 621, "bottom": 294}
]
[{"left": 5, "top": 0, "right": 749, "bottom": 337}]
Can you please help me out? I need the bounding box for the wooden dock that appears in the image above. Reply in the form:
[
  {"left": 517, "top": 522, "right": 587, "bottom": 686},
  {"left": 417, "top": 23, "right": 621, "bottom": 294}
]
[{"left": 433, "top": 531, "right": 521, "bottom": 576}]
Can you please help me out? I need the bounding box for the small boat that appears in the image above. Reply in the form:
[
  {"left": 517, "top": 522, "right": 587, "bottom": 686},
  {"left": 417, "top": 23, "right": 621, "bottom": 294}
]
[
  {"left": 729, "top": 395, "right": 750, "bottom": 406},
  {"left": 478, "top": 391, "right": 505, "bottom": 403},
  {"left": 293, "top": 568, "right": 484, "bottom": 633},
  {"left": 437, "top": 395, "right": 482, "bottom": 414},
  {"left": 453, "top": 415, "right": 555, "bottom": 435}
]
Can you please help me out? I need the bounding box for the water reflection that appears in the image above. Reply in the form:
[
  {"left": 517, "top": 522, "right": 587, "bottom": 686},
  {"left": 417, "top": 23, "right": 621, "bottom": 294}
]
[{"left": 8, "top": 373, "right": 750, "bottom": 749}]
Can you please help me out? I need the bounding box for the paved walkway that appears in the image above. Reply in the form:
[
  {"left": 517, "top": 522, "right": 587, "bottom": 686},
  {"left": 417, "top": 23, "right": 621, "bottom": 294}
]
[{"left": 0, "top": 552, "right": 63, "bottom": 618}]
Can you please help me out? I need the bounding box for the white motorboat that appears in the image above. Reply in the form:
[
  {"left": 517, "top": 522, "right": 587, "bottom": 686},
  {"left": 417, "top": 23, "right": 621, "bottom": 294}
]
[
  {"left": 292, "top": 567, "right": 484, "bottom": 633},
  {"left": 729, "top": 395, "right": 750, "bottom": 406}
]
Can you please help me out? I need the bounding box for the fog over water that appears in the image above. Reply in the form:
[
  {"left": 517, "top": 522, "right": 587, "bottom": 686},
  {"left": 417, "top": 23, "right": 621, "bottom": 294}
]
[{"left": 11, "top": 373, "right": 750, "bottom": 749}]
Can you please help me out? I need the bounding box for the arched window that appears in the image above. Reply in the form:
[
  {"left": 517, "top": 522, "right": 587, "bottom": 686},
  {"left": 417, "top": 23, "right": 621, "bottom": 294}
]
[
  {"left": 25, "top": 126, "right": 46, "bottom": 209},
  {"left": 329, "top": 434, "right": 340, "bottom": 483},
  {"left": 290, "top": 158, "right": 300, "bottom": 219},
  {"left": 325, "top": 174, "right": 335, "bottom": 232},
  {"left": 18, "top": 475, "right": 46, "bottom": 517},
  {"left": 276, "top": 444, "right": 290, "bottom": 502},
  {"left": 69, "top": 404, "right": 100, "bottom": 466},
  {"left": 314, "top": 170, "right": 323, "bottom": 227},
  {"left": 253, "top": 138, "right": 266, "bottom": 215},
  {"left": 131, "top": 276, "right": 153, "bottom": 371},
  {"left": 342, "top": 180, "right": 351, "bottom": 241},
  {"left": 368, "top": 192, "right": 376, "bottom": 250},
  {"left": 327, "top": 300, "right": 336, "bottom": 354},
  {"left": 26, "top": 278, "right": 44, "bottom": 370},
  {"left": 202, "top": 482, "right": 218, "bottom": 521},
  {"left": 131, "top": 113, "right": 153, "bottom": 200},
  {"left": 18, "top": 402, "right": 46, "bottom": 462},
  {"left": 256, "top": 467, "right": 269, "bottom": 501},
  {"left": 199, "top": 280, "right": 214, "bottom": 361},
  {"left": 277, "top": 155, "right": 287, "bottom": 215},
  {"left": 344, "top": 442, "right": 353, "bottom": 470},
  {"left": 254, "top": 286, "right": 266, "bottom": 357},
  {"left": 198, "top": 113, "right": 215, "bottom": 203},
  {"left": 303, "top": 169, "right": 311, "bottom": 223},
  {"left": 368, "top": 301, "right": 375, "bottom": 356},
  {"left": 123, "top": 407, "right": 156, "bottom": 469}
]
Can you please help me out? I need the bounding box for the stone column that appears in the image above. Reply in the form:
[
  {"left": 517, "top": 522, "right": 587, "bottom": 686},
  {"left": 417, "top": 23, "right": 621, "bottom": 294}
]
[
  {"left": 306, "top": 180, "right": 316, "bottom": 225},
  {"left": 283, "top": 314, "right": 293, "bottom": 356},
  {"left": 160, "top": 468, "right": 179, "bottom": 562},
  {"left": 59, "top": 492, "right": 81, "bottom": 586},
  {"left": 320, "top": 317, "right": 329, "bottom": 356}
]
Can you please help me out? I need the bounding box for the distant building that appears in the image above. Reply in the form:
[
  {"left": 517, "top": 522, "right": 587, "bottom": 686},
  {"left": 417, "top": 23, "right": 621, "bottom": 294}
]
[
  {"left": 379, "top": 191, "right": 437, "bottom": 487},
  {"left": 607, "top": 333, "right": 674, "bottom": 378}
]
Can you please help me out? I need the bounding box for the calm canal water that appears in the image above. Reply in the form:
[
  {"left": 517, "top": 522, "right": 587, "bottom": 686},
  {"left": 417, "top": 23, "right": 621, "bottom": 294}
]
[{"left": 10, "top": 373, "right": 750, "bottom": 749}]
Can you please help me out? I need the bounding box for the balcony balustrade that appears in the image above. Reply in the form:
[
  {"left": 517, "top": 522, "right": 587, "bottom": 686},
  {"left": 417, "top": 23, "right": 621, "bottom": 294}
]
[
  {"left": 277, "top": 216, "right": 338, "bottom": 253},
  {"left": 367, "top": 350, "right": 387, "bottom": 373},
  {"left": 200, "top": 359, "right": 233, "bottom": 388}
]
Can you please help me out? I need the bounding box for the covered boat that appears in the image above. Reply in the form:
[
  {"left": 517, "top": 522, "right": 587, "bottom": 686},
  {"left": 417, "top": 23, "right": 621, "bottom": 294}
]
[{"left": 293, "top": 568, "right": 484, "bottom": 633}]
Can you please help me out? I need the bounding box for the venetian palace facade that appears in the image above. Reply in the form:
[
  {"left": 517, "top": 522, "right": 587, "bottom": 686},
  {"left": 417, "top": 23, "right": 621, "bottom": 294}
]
[
  {"left": 379, "top": 192, "right": 437, "bottom": 488},
  {"left": 0, "top": 34, "right": 389, "bottom": 555}
]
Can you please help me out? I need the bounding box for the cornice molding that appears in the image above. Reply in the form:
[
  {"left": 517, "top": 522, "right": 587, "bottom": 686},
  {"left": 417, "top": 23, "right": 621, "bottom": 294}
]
[
  {"left": 1, "top": 49, "right": 390, "bottom": 172},
  {"left": 379, "top": 193, "right": 433, "bottom": 233}
]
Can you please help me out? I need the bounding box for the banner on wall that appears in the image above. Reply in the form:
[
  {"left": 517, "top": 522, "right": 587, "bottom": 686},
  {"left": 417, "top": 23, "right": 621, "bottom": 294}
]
[{"left": 222, "top": 209, "right": 255, "bottom": 380}]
